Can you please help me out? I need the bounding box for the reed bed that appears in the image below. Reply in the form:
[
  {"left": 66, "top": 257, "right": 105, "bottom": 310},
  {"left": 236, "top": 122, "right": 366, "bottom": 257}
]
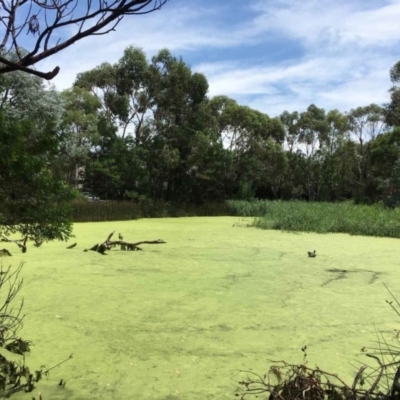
[{"left": 227, "top": 200, "right": 400, "bottom": 238}]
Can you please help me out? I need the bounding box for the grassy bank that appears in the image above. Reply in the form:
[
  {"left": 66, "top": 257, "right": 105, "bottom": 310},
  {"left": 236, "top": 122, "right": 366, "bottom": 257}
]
[
  {"left": 8, "top": 218, "right": 398, "bottom": 399},
  {"left": 228, "top": 200, "right": 400, "bottom": 238}
]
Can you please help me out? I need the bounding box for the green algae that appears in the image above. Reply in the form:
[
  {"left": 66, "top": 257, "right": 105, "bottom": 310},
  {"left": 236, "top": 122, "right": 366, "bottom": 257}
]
[{"left": 5, "top": 217, "right": 400, "bottom": 399}]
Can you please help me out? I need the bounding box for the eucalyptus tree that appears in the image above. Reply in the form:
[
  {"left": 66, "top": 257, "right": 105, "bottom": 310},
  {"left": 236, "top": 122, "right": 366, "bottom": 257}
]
[
  {"left": 365, "top": 127, "right": 400, "bottom": 204},
  {"left": 53, "top": 87, "right": 102, "bottom": 186},
  {"left": 146, "top": 49, "right": 210, "bottom": 201},
  {"left": 381, "top": 157, "right": 400, "bottom": 207},
  {"left": 280, "top": 106, "right": 353, "bottom": 201},
  {"left": 346, "top": 104, "right": 387, "bottom": 200},
  {"left": 75, "top": 47, "right": 158, "bottom": 142},
  {"left": 279, "top": 110, "right": 307, "bottom": 199},
  {"left": 369, "top": 128, "right": 400, "bottom": 180},
  {"left": 319, "top": 110, "right": 354, "bottom": 200},
  {"left": 208, "top": 95, "right": 285, "bottom": 198},
  {"left": 292, "top": 105, "right": 328, "bottom": 200},
  {"left": 83, "top": 124, "right": 152, "bottom": 200},
  {"left": 75, "top": 47, "right": 212, "bottom": 202},
  {"left": 386, "top": 61, "right": 400, "bottom": 128},
  {"left": 347, "top": 104, "right": 387, "bottom": 149},
  {"left": 280, "top": 110, "right": 301, "bottom": 154}
]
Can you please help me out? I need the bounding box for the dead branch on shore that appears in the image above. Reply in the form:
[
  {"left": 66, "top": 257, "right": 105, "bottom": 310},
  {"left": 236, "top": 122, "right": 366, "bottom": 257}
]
[
  {"left": 236, "top": 356, "right": 390, "bottom": 400},
  {"left": 0, "top": 263, "right": 25, "bottom": 346},
  {"left": 0, "top": 353, "right": 73, "bottom": 397},
  {"left": 0, "top": 236, "right": 27, "bottom": 253}
]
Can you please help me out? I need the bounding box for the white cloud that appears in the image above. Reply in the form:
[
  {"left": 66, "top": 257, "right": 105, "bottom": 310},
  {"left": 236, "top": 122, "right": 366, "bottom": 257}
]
[
  {"left": 193, "top": 0, "right": 400, "bottom": 115},
  {"left": 34, "top": 0, "right": 400, "bottom": 117},
  {"left": 250, "top": 0, "right": 400, "bottom": 49},
  {"left": 195, "top": 49, "right": 396, "bottom": 116},
  {"left": 37, "top": 4, "right": 246, "bottom": 90}
]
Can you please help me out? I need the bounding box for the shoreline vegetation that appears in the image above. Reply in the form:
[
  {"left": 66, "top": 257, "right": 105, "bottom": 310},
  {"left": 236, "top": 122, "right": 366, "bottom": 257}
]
[
  {"left": 228, "top": 200, "right": 400, "bottom": 238},
  {"left": 72, "top": 199, "right": 400, "bottom": 239}
]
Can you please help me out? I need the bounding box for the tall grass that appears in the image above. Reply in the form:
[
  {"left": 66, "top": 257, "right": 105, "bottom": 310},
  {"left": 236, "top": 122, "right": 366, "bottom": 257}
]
[
  {"left": 227, "top": 200, "right": 400, "bottom": 238},
  {"left": 71, "top": 201, "right": 232, "bottom": 222}
]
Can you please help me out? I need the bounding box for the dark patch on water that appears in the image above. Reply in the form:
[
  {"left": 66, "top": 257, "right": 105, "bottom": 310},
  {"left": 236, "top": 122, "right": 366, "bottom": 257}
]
[
  {"left": 160, "top": 396, "right": 180, "bottom": 400},
  {"left": 278, "top": 251, "right": 287, "bottom": 260},
  {"left": 244, "top": 323, "right": 286, "bottom": 331},
  {"left": 134, "top": 268, "right": 162, "bottom": 274},
  {"left": 210, "top": 324, "right": 232, "bottom": 332},
  {"left": 326, "top": 268, "right": 348, "bottom": 273},
  {"left": 368, "top": 272, "right": 381, "bottom": 284},
  {"left": 322, "top": 268, "right": 383, "bottom": 286},
  {"left": 224, "top": 272, "right": 252, "bottom": 285}
]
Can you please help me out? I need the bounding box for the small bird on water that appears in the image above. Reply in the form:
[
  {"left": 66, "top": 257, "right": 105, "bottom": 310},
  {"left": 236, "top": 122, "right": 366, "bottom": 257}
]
[
  {"left": 308, "top": 250, "right": 316, "bottom": 258},
  {"left": 118, "top": 233, "right": 123, "bottom": 241}
]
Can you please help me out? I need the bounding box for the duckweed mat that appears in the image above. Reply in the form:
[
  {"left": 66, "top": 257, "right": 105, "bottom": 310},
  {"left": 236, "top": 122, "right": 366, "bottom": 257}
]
[{"left": 5, "top": 217, "right": 399, "bottom": 399}]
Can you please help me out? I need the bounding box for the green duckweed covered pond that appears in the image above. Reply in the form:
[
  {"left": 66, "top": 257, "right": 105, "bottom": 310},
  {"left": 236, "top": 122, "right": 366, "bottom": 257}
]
[{"left": 6, "top": 217, "right": 400, "bottom": 399}]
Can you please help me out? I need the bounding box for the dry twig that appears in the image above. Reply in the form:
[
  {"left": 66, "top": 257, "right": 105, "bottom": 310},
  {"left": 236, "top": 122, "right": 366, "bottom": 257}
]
[{"left": 0, "top": 1, "right": 169, "bottom": 79}]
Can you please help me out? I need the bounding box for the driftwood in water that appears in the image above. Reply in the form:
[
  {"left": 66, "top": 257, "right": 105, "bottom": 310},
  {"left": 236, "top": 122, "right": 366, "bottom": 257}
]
[
  {"left": 84, "top": 231, "right": 114, "bottom": 255},
  {"left": 0, "top": 236, "right": 27, "bottom": 253},
  {"left": 110, "top": 239, "right": 166, "bottom": 251},
  {"left": 84, "top": 231, "right": 166, "bottom": 255}
]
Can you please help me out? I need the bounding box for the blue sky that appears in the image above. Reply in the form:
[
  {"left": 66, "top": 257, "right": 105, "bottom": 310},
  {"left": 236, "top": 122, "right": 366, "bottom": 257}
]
[{"left": 35, "top": 0, "right": 400, "bottom": 117}]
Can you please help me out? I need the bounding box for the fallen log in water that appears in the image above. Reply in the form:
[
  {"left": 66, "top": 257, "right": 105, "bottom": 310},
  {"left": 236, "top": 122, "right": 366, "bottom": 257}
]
[{"left": 84, "top": 231, "right": 166, "bottom": 254}]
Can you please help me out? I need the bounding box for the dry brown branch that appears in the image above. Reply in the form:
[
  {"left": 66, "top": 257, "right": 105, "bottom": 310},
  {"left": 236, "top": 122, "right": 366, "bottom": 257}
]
[
  {"left": 0, "top": 0, "right": 169, "bottom": 79},
  {"left": 236, "top": 360, "right": 389, "bottom": 400},
  {"left": 0, "top": 235, "right": 27, "bottom": 253},
  {"left": 85, "top": 231, "right": 166, "bottom": 254},
  {"left": 0, "top": 262, "right": 25, "bottom": 347},
  {"left": 0, "top": 353, "right": 73, "bottom": 397}
]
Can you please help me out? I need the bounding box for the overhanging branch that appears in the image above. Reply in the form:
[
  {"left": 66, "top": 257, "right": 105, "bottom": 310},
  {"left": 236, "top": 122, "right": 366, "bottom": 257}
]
[{"left": 0, "top": 0, "right": 169, "bottom": 79}]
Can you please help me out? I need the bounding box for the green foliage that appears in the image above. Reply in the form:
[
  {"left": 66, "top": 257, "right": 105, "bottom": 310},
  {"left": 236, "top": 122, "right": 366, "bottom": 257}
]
[
  {"left": 386, "top": 60, "right": 400, "bottom": 127},
  {"left": 23, "top": 48, "right": 400, "bottom": 207},
  {"left": 228, "top": 200, "right": 400, "bottom": 238},
  {"left": 0, "top": 71, "right": 63, "bottom": 126},
  {"left": 0, "top": 110, "right": 73, "bottom": 242},
  {"left": 53, "top": 86, "right": 101, "bottom": 186},
  {"left": 380, "top": 157, "right": 400, "bottom": 208}
]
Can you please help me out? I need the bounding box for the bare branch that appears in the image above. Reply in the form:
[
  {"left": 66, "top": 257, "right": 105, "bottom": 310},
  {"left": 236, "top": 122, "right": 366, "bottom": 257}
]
[{"left": 0, "top": 0, "right": 169, "bottom": 79}]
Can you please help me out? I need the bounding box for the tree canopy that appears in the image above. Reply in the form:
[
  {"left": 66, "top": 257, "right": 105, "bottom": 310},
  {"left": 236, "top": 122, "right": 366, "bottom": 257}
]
[
  {"left": 1, "top": 46, "right": 400, "bottom": 244},
  {"left": 0, "top": 72, "right": 73, "bottom": 243}
]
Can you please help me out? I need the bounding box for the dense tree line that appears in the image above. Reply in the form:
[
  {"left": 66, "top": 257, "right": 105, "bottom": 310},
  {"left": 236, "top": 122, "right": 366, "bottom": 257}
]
[
  {"left": 3, "top": 47, "right": 400, "bottom": 223},
  {"left": 52, "top": 46, "right": 399, "bottom": 205}
]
